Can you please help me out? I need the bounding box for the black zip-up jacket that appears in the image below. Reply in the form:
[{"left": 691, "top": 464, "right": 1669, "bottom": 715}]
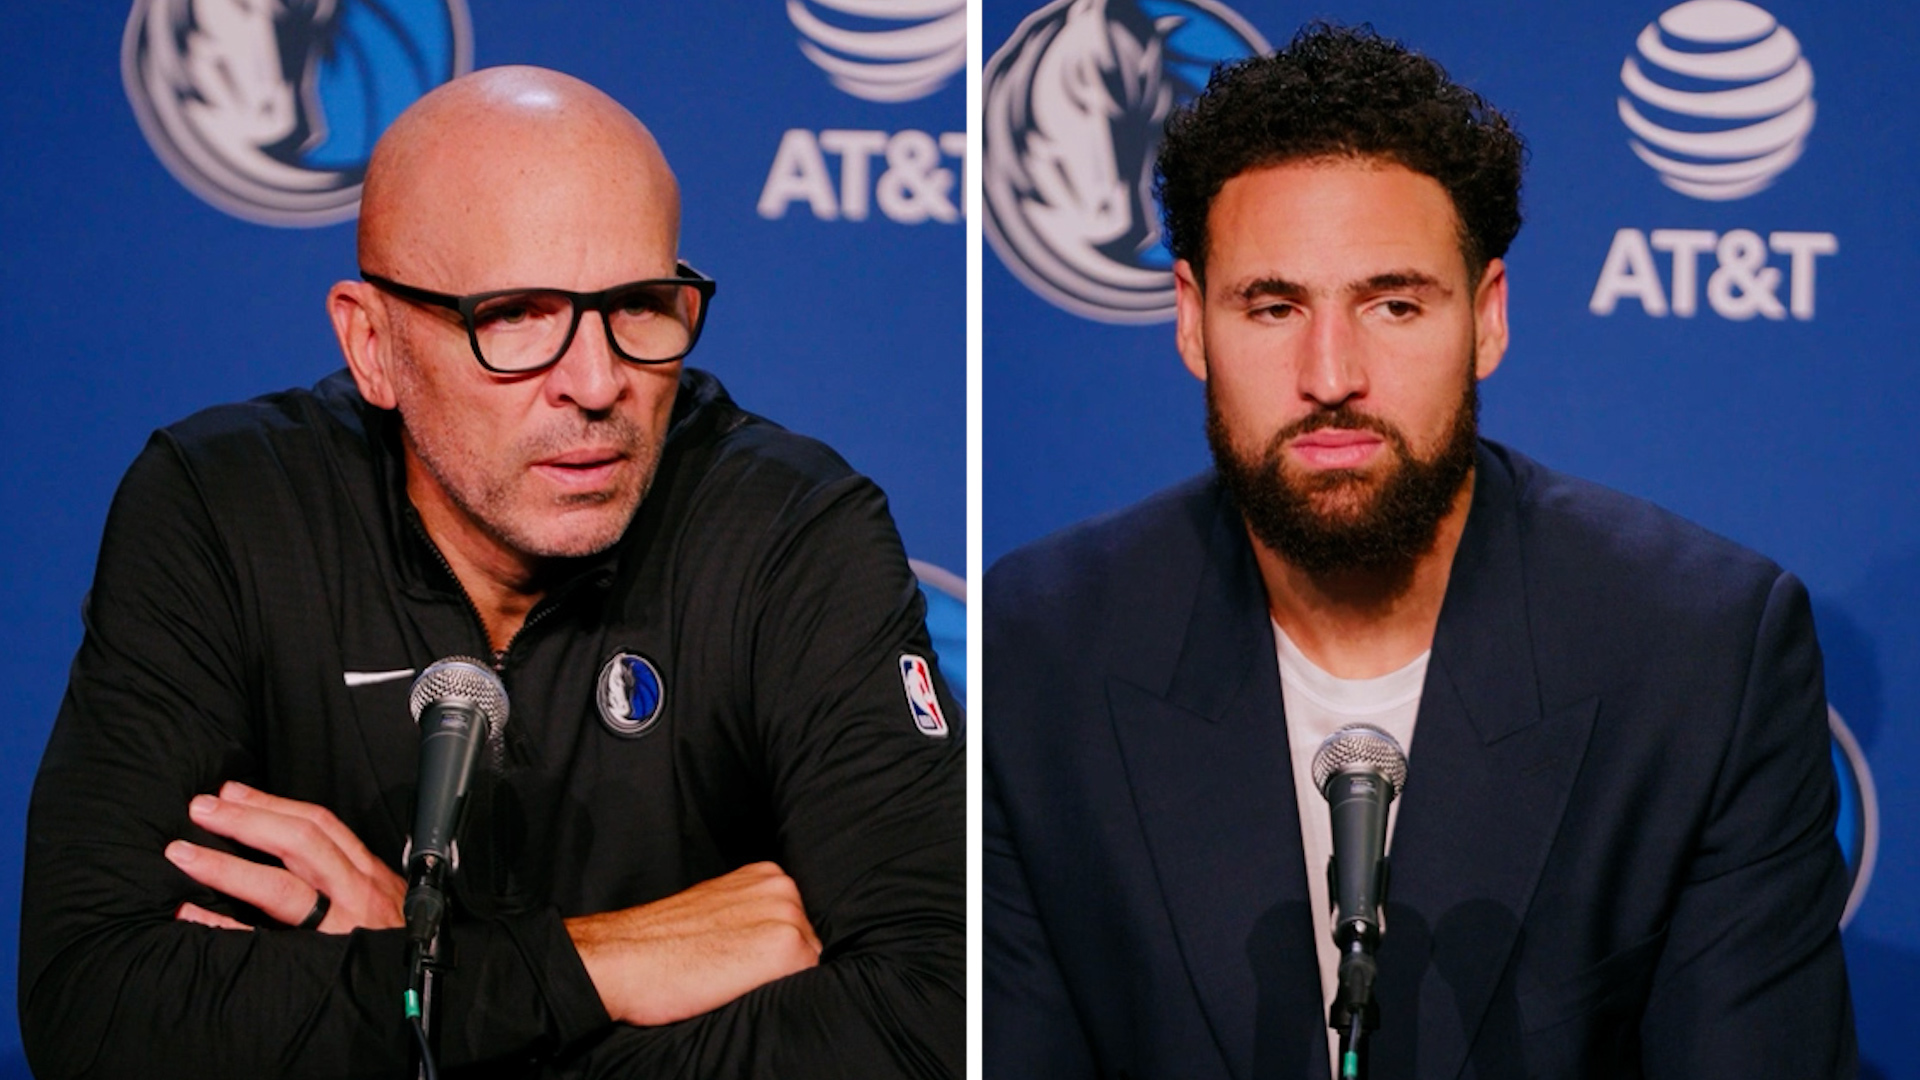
[{"left": 21, "top": 369, "right": 964, "bottom": 1078}]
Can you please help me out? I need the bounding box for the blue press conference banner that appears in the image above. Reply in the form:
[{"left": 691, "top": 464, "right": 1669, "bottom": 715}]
[
  {"left": 984, "top": 0, "right": 1916, "bottom": 1074},
  {"left": 0, "top": 1, "right": 961, "bottom": 1070}
]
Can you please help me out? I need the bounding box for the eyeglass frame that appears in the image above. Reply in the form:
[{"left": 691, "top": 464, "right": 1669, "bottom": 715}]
[{"left": 359, "top": 263, "right": 718, "bottom": 373}]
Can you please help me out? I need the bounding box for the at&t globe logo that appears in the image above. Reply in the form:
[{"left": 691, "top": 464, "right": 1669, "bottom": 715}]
[
  {"left": 789, "top": 0, "right": 966, "bottom": 103},
  {"left": 1617, "top": 0, "right": 1814, "bottom": 201},
  {"left": 985, "top": 0, "right": 1267, "bottom": 324},
  {"left": 123, "top": 0, "right": 472, "bottom": 227}
]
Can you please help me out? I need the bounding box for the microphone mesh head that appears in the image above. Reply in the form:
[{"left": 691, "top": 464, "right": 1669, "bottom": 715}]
[
  {"left": 1311, "top": 723, "right": 1408, "bottom": 796},
  {"left": 408, "top": 657, "right": 510, "bottom": 736}
]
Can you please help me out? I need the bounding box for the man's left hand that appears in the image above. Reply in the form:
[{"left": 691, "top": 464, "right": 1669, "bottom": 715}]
[{"left": 165, "top": 781, "right": 406, "bottom": 934}]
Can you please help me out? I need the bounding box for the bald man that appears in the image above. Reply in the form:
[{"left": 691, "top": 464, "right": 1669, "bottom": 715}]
[{"left": 21, "top": 67, "right": 962, "bottom": 1079}]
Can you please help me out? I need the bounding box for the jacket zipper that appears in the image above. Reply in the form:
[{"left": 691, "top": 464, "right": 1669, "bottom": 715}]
[{"left": 407, "top": 514, "right": 579, "bottom": 673}]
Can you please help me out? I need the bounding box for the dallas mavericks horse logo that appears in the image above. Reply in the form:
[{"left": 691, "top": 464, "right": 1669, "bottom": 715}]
[
  {"left": 984, "top": 0, "right": 1266, "bottom": 323},
  {"left": 597, "top": 651, "right": 665, "bottom": 739},
  {"left": 122, "top": 0, "right": 472, "bottom": 226},
  {"left": 1828, "top": 707, "right": 1879, "bottom": 927}
]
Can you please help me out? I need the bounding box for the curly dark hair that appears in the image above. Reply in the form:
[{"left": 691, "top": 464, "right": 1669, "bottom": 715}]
[{"left": 1155, "top": 23, "right": 1525, "bottom": 284}]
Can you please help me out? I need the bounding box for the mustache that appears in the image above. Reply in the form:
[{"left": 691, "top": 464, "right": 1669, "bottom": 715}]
[
  {"left": 1267, "top": 407, "right": 1411, "bottom": 456},
  {"left": 518, "top": 413, "right": 651, "bottom": 459}
]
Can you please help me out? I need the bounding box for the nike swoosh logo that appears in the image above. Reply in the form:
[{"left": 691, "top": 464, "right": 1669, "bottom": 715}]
[{"left": 343, "top": 668, "right": 417, "bottom": 687}]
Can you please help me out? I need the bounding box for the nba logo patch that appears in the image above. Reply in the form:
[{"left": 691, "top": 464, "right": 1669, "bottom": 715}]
[
  {"left": 597, "top": 651, "right": 664, "bottom": 738},
  {"left": 899, "top": 654, "right": 948, "bottom": 738}
]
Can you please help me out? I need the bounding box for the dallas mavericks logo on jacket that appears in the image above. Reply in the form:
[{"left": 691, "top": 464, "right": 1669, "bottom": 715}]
[{"left": 597, "top": 651, "right": 666, "bottom": 739}]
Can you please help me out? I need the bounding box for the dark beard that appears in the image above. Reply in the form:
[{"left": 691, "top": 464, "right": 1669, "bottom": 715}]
[{"left": 1207, "top": 372, "right": 1479, "bottom": 577}]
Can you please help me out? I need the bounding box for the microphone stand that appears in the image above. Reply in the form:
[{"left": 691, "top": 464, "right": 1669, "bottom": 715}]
[
  {"left": 1327, "top": 843, "right": 1388, "bottom": 1080},
  {"left": 408, "top": 929, "right": 443, "bottom": 1080},
  {"left": 406, "top": 852, "right": 451, "bottom": 1080},
  {"left": 1330, "top": 932, "right": 1379, "bottom": 1080}
]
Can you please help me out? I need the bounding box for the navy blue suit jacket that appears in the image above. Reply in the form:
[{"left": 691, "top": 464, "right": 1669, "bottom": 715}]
[{"left": 984, "top": 443, "right": 1854, "bottom": 1079}]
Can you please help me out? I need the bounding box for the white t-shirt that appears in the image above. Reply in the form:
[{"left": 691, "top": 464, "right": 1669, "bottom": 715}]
[{"left": 1273, "top": 621, "right": 1426, "bottom": 1076}]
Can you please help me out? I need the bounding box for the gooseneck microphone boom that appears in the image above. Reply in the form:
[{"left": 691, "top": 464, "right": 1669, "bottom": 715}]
[
  {"left": 1311, "top": 723, "right": 1409, "bottom": 1080},
  {"left": 404, "top": 657, "right": 509, "bottom": 946}
]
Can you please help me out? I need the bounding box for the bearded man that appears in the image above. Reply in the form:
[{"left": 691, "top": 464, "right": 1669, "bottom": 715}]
[{"left": 983, "top": 24, "right": 1853, "bottom": 1080}]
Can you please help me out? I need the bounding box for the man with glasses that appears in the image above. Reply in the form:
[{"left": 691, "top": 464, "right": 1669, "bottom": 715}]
[{"left": 22, "top": 66, "right": 961, "bottom": 1079}]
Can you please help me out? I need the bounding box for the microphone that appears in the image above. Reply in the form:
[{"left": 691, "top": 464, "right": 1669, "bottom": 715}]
[
  {"left": 404, "top": 657, "right": 509, "bottom": 945},
  {"left": 1311, "top": 723, "right": 1408, "bottom": 1076}
]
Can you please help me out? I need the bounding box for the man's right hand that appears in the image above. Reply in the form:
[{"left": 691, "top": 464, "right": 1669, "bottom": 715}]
[
  {"left": 565, "top": 862, "right": 822, "bottom": 1026},
  {"left": 165, "top": 781, "right": 405, "bottom": 933}
]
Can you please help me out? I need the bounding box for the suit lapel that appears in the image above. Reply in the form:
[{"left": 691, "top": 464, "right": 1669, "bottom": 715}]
[
  {"left": 1108, "top": 489, "right": 1331, "bottom": 1080},
  {"left": 1372, "top": 449, "right": 1599, "bottom": 1079}
]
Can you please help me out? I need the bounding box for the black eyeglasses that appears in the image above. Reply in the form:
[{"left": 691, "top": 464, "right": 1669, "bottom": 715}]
[{"left": 361, "top": 263, "right": 717, "bottom": 373}]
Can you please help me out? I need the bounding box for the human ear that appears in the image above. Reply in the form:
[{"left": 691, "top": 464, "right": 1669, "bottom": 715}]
[
  {"left": 1472, "top": 258, "right": 1509, "bottom": 380},
  {"left": 1174, "top": 260, "right": 1209, "bottom": 382},
  {"left": 329, "top": 282, "right": 398, "bottom": 409}
]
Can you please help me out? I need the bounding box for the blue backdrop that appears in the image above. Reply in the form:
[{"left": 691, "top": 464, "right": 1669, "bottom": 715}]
[
  {"left": 0, "top": 1, "right": 962, "bottom": 1071},
  {"left": 985, "top": 0, "right": 1915, "bottom": 1074}
]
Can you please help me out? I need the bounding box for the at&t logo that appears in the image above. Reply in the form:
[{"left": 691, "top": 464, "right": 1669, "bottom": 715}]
[
  {"left": 1589, "top": 227, "right": 1834, "bottom": 320},
  {"left": 1591, "top": 0, "right": 1838, "bottom": 322},
  {"left": 122, "top": 0, "right": 471, "bottom": 227},
  {"left": 760, "top": 0, "right": 966, "bottom": 224},
  {"left": 759, "top": 129, "right": 965, "bottom": 224},
  {"left": 789, "top": 0, "right": 966, "bottom": 103},
  {"left": 983, "top": 0, "right": 1267, "bottom": 323},
  {"left": 1618, "top": 0, "right": 1814, "bottom": 201}
]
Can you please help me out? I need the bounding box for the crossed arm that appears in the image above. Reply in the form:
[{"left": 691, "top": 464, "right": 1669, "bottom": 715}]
[
  {"left": 167, "top": 782, "right": 822, "bottom": 1027},
  {"left": 22, "top": 433, "right": 963, "bottom": 1078}
]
